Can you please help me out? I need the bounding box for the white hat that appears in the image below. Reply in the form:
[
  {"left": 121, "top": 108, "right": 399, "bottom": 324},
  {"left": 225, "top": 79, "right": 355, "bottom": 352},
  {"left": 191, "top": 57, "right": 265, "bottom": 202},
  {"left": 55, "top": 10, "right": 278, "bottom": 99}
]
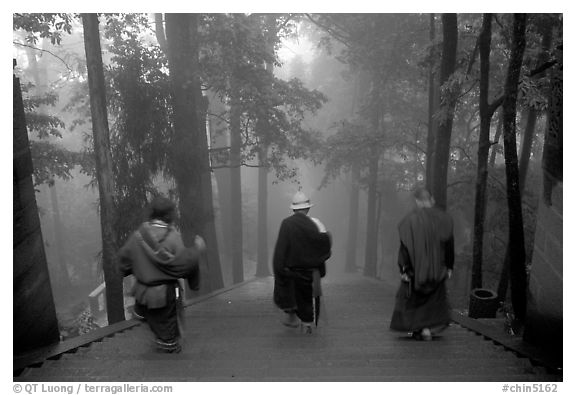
[{"left": 290, "top": 191, "right": 313, "bottom": 210}]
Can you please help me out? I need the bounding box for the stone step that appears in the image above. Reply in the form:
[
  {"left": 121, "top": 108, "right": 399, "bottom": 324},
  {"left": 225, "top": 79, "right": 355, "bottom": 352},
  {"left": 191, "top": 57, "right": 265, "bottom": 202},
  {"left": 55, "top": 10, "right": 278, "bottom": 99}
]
[
  {"left": 55, "top": 347, "right": 519, "bottom": 361},
  {"left": 14, "top": 275, "right": 561, "bottom": 383}
]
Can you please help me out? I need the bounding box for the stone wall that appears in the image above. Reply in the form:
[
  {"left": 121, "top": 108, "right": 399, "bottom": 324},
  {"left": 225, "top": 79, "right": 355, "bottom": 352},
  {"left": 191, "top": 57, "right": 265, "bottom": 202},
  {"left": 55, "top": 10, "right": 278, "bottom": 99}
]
[{"left": 13, "top": 68, "right": 60, "bottom": 355}]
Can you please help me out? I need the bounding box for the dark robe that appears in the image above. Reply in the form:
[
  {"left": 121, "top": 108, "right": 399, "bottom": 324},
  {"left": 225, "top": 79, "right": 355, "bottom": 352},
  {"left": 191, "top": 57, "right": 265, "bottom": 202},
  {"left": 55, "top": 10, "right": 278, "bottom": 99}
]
[
  {"left": 390, "top": 207, "right": 454, "bottom": 332},
  {"left": 273, "top": 212, "right": 331, "bottom": 322}
]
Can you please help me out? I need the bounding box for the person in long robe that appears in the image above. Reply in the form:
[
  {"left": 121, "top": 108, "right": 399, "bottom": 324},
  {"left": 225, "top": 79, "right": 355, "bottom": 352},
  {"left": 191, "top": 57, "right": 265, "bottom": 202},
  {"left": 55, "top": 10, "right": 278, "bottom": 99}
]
[
  {"left": 119, "top": 196, "right": 204, "bottom": 353},
  {"left": 273, "top": 191, "right": 332, "bottom": 334},
  {"left": 390, "top": 188, "right": 454, "bottom": 341}
]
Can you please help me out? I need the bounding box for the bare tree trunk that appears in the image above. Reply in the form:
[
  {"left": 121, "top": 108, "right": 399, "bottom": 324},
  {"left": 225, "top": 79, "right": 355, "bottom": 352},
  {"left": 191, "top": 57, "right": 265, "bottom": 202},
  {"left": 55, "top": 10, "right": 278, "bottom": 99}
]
[
  {"left": 164, "top": 13, "right": 223, "bottom": 292},
  {"left": 431, "top": 13, "right": 458, "bottom": 209},
  {"left": 471, "top": 14, "right": 502, "bottom": 291},
  {"left": 363, "top": 145, "right": 379, "bottom": 277},
  {"left": 14, "top": 62, "right": 61, "bottom": 353},
  {"left": 82, "top": 13, "right": 125, "bottom": 324},
  {"left": 154, "top": 13, "right": 167, "bottom": 54},
  {"left": 26, "top": 43, "right": 73, "bottom": 290},
  {"left": 426, "top": 13, "right": 439, "bottom": 192},
  {"left": 229, "top": 81, "right": 244, "bottom": 284},
  {"left": 255, "top": 16, "right": 276, "bottom": 278},
  {"left": 501, "top": 13, "right": 528, "bottom": 323},
  {"left": 345, "top": 164, "right": 360, "bottom": 273},
  {"left": 49, "top": 179, "right": 72, "bottom": 289},
  {"left": 256, "top": 147, "right": 270, "bottom": 277},
  {"left": 499, "top": 20, "right": 557, "bottom": 303}
]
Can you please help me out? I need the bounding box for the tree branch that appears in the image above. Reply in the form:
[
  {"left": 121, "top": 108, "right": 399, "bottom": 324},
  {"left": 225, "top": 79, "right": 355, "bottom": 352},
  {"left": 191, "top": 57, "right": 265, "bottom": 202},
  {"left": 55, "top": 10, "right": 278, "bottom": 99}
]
[
  {"left": 154, "top": 14, "right": 168, "bottom": 54},
  {"left": 527, "top": 59, "right": 557, "bottom": 77},
  {"left": 488, "top": 95, "right": 504, "bottom": 116},
  {"left": 447, "top": 178, "right": 474, "bottom": 189},
  {"left": 304, "top": 14, "right": 352, "bottom": 49},
  {"left": 13, "top": 41, "right": 74, "bottom": 73}
]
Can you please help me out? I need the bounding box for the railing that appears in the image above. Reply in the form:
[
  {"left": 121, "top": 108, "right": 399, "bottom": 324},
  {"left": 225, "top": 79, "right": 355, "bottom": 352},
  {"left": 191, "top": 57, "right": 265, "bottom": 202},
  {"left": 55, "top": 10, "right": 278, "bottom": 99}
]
[{"left": 88, "top": 278, "right": 136, "bottom": 325}]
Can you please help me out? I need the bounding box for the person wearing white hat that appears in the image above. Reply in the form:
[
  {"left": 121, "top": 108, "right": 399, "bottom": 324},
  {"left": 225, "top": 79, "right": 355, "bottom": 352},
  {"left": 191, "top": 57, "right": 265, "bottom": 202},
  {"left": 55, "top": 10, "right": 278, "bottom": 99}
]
[{"left": 273, "top": 191, "right": 332, "bottom": 334}]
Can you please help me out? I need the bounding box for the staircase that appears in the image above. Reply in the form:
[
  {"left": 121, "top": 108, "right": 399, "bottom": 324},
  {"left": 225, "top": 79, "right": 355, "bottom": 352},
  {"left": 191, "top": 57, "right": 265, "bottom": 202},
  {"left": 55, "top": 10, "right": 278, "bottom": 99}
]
[{"left": 15, "top": 275, "right": 561, "bottom": 382}]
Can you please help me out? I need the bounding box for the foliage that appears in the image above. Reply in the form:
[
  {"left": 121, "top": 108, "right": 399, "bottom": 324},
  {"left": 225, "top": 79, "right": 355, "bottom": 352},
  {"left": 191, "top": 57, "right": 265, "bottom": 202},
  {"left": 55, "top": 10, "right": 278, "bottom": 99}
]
[
  {"left": 20, "top": 84, "right": 84, "bottom": 186},
  {"left": 201, "top": 13, "right": 327, "bottom": 180},
  {"left": 102, "top": 14, "right": 174, "bottom": 244},
  {"left": 308, "top": 14, "right": 429, "bottom": 190},
  {"left": 13, "top": 13, "right": 74, "bottom": 45}
]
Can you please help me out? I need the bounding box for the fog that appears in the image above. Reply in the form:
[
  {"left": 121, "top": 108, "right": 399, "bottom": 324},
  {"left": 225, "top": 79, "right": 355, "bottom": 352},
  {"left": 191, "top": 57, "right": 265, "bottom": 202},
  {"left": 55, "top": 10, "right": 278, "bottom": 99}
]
[{"left": 13, "top": 13, "right": 552, "bottom": 339}]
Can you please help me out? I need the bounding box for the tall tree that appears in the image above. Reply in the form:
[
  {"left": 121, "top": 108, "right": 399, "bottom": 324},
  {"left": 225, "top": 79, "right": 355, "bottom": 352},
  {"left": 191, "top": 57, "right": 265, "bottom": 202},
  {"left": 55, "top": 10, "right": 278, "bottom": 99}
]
[
  {"left": 345, "top": 163, "right": 360, "bottom": 273},
  {"left": 22, "top": 41, "right": 74, "bottom": 289},
  {"left": 81, "top": 13, "right": 125, "bottom": 324},
  {"left": 363, "top": 143, "right": 380, "bottom": 277},
  {"left": 48, "top": 178, "right": 72, "bottom": 289},
  {"left": 501, "top": 13, "right": 528, "bottom": 322},
  {"left": 431, "top": 13, "right": 458, "bottom": 209},
  {"left": 164, "top": 13, "right": 224, "bottom": 291},
  {"left": 229, "top": 24, "right": 244, "bottom": 283},
  {"left": 496, "top": 17, "right": 552, "bottom": 299},
  {"left": 256, "top": 144, "right": 270, "bottom": 277},
  {"left": 425, "top": 13, "right": 439, "bottom": 191},
  {"left": 470, "top": 14, "right": 503, "bottom": 290},
  {"left": 255, "top": 14, "right": 277, "bottom": 278}
]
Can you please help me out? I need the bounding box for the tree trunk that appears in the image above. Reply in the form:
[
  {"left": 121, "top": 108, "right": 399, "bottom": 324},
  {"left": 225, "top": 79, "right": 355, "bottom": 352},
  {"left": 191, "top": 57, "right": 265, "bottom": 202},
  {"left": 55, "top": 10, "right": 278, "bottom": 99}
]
[
  {"left": 49, "top": 179, "right": 72, "bottom": 289},
  {"left": 431, "top": 13, "right": 458, "bottom": 209},
  {"left": 345, "top": 164, "right": 360, "bottom": 273},
  {"left": 26, "top": 43, "right": 73, "bottom": 290},
  {"left": 363, "top": 146, "right": 379, "bottom": 277},
  {"left": 497, "top": 22, "right": 553, "bottom": 303},
  {"left": 501, "top": 13, "right": 527, "bottom": 323},
  {"left": 256, "top": 146, "right": 270, "bottom": 277},
  {"left": 14, "top": 61, "right": 61, "bottom": 353},
  {"left": 229, "top": 82, "right": 244, "bottom": 284},
  {"left": 426, "top": 13, "right": 439, "bottom": 192},
  {"left": 81, "top": 13, "right": 125, "bottom": 324},
  {"left": 255, "top": 17, "right": 276, "bottom": 278},
  {"left": 154, "top": 13, "right": 168, "bottom": 54},
  {"left": 471, "top": 14, "right": 500, "bottom": 291},
  {"left": 497, "top": 246, "right": 511, "bottom": 302},
  {"left": 209, "top": 96, "right": 232, "bottom": 273},
  {"left": 518, "top": 24, "right": 552, "bottom": 194},
  {"left": 164, "top": 13, "right": 223, "bottom": 292}
]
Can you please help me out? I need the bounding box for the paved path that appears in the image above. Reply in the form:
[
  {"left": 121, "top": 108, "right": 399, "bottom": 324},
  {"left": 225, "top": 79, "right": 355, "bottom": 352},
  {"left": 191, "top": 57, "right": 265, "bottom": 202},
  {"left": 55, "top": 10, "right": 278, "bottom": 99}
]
[{"left": 17, "top": 274, "right": 560, "bottom": 381}]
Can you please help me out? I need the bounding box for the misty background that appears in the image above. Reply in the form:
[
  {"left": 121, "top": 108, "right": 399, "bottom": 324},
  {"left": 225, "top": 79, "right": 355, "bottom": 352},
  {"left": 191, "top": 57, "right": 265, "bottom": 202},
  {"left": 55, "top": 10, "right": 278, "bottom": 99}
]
[{"left": 12, "top": 13, "right": 556, "bottom": 340}]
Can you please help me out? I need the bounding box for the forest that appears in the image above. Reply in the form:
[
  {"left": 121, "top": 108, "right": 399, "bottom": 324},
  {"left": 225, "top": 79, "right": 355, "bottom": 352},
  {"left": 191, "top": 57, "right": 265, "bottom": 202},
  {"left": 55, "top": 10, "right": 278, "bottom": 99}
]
[{"left": 13, "top": 13, "right": 562, "bottom": 340}]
